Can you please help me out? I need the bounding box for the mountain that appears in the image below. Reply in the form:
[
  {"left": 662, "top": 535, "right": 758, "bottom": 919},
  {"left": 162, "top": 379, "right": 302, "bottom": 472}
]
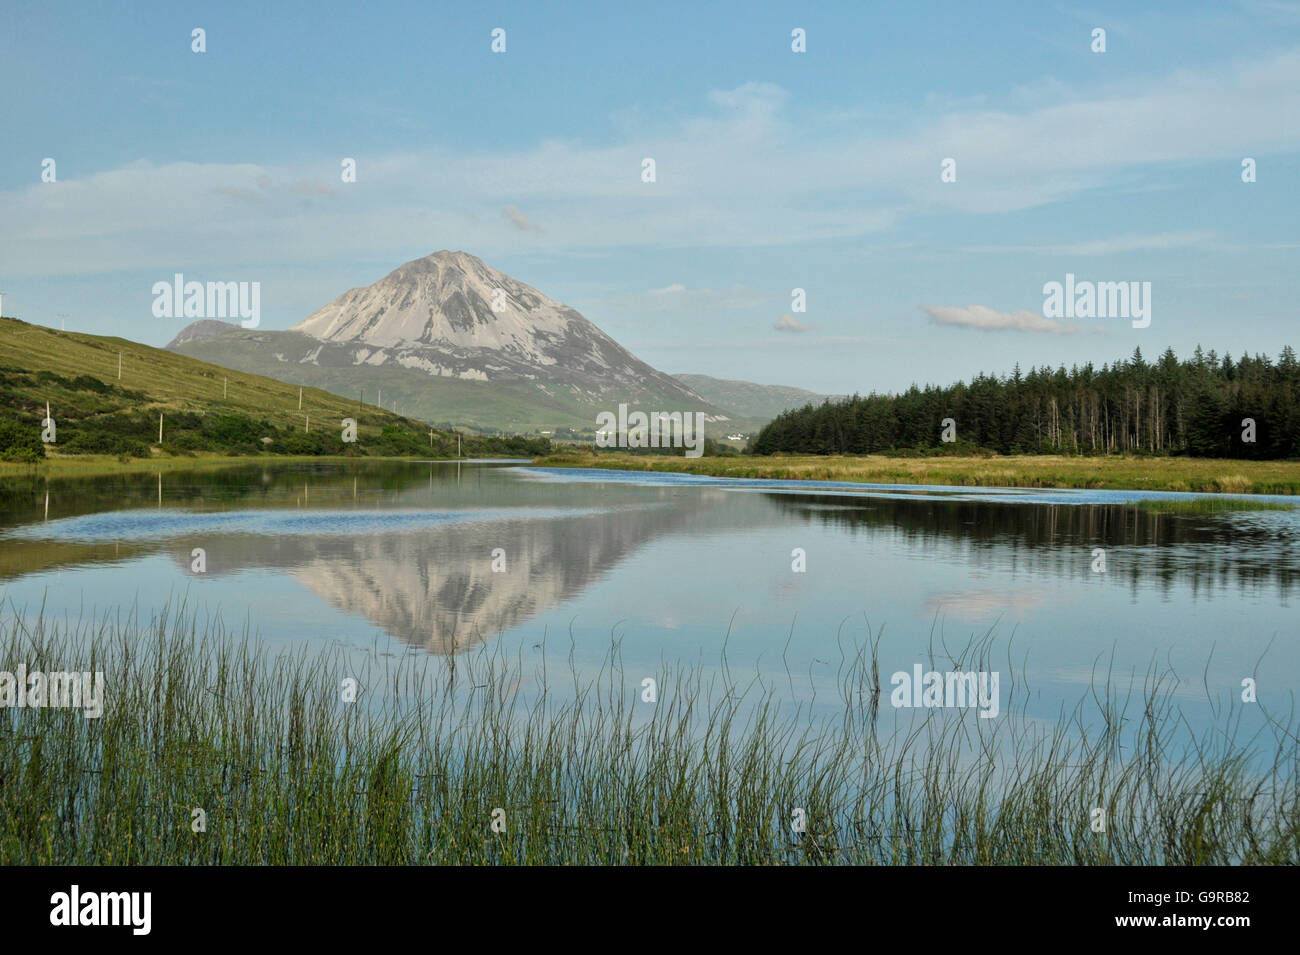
[
  {"left": 167, "top": 251, "right": 731, "bottom": 434},
  {"left": 672, "top": 374, "right": 839, "bottom": 423}
]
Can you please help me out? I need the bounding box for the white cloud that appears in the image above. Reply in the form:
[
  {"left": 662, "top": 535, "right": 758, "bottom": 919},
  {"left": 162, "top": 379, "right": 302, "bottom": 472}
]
[
  {"left": 4, "top": 48, "right": 1299, "bottom": 277},
  {"left": 705, "top": 81, "right": 789, "bottom": 117},
  {"left": 921, "top": 304, "right": 1092, "bottom": 335},
  {"left": 774, "top": 313, "right": 810, "bottom": 333}
]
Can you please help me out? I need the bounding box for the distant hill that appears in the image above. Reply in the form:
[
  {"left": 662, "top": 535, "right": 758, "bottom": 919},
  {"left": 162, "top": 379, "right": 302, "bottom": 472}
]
[
  {"left": 0, "top": 316, "right": 545, "bottom": 460},
  {"left": 672, "top": 374, "right": 839, "bottom": 424},
  {"left": 167, "top": 251, "right": 734, "bottom": 435}
]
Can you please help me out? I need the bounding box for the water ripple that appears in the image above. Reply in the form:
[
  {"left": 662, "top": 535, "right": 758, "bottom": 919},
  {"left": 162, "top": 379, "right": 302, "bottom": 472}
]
[{"left": 4, "top": 506, "right": 612, "bottom": 543}]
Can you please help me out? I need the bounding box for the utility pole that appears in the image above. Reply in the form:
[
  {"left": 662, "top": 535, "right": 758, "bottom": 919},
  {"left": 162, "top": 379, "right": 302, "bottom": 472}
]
[
  {"left": 159, "top": 412, "right": 164, "bottom": 444},
  {"left": 457, "top": 432, "right": 461, "bottom": 459},
  {"left": 429, "top": 428, "right": 434, "bottom": 447},
  {"left": 305, "top": 414, "right": 310, "bottom": 433},
  {"left": 298, "top": 387, "right": 302, "bottom": 410},
  {"left": 223, "top": 377, "right": 227, "bottom": 398},
  {"left": 118, "top": 352, "right": 122, "bottom": 380}
]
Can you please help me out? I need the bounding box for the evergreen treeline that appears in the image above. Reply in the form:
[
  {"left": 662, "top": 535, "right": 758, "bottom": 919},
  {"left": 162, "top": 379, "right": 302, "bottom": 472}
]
[{"left": 751, "top": 346, "right": 1300, "bottom": 458}]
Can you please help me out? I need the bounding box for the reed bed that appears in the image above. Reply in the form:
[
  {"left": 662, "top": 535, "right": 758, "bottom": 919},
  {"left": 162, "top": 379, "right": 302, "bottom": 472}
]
[
  {"left": 1, "top": 603, "right": 1296, "bottom": 865},
  {"left": 1131, "top": 497, "right": 1295, "bottom": 514},
  {"left": 535, "top": 452, "right": 1300, "bottom": 495}
]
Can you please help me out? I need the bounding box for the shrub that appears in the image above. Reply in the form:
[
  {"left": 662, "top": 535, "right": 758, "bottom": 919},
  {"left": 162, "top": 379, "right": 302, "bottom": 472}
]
[
  {"left": 61, "top": 430, "right": 150, "bottom": 457},
  {"left": 69, "top": 374, "right": 111, "bottom": 394},
  {"left": 0, "top": 418, "right": 45, "bottom": 462}
]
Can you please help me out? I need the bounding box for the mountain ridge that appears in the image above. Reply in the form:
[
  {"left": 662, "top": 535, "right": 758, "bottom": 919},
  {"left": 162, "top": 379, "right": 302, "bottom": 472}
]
[
  {"left": 165, "top": 252, "right": 805, "bottom": 434},
  {"left": 671, "top": 374, "right": 840, "bottom": 423}
]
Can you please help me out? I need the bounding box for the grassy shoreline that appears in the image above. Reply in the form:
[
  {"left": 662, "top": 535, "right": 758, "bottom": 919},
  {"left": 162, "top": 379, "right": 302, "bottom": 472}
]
[
  {"left": 13, "top": 450, "right": 1300, "bottom": 495},
  {"left": 2, "top": 606, "right": 1295, "bottom": 865},
  {"left": 533, "top": 451, "right": 1300, "bottom": 495},
  {"left": 0, "top": 452, "right": 518, "bottom": 480}
]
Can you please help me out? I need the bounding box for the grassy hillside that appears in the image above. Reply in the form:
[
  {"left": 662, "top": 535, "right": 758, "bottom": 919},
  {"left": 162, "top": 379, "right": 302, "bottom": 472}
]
[
  {"left": 0, "top": 316, "right": 548, "bottom": 462},
  {"left": 673, "top": 373, "right": 838, "bottom": 424}
]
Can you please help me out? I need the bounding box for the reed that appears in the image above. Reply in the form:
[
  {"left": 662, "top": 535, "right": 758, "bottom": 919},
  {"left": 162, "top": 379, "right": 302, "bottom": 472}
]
[
  {"left": 1131, "top": 497, "right": 1295, "bottom": 514},
  {"left": 1, "top": 603, "right": 1295, "bottom": 865},
  {"left": 534, "top": 452, "right": 1300, "bottom": 496}
]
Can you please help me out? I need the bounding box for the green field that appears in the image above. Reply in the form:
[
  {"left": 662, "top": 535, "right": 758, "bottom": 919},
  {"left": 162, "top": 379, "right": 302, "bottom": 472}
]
[{"left": 534, "top": 450, "right": 1300, "bottom": 495}]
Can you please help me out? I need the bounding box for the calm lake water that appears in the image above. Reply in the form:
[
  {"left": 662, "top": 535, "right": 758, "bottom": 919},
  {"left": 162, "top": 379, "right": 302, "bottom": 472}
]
[{"left": 1, "top": 460, "right": 1296, "bottom": 743}]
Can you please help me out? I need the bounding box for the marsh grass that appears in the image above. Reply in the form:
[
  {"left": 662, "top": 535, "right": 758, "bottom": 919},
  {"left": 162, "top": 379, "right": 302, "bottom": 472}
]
[
  {"left": 0, "top": 453, "right": 474, "bottom": 480},
  {"left": 535, "top": 452, "right": 1300, "bottom": 495},
  {"left": 1, "top": 604, "right": 1296, "bottom": 865},
  {"left": 1132, "top": 497, "right": 1296, "bottom": 515}
]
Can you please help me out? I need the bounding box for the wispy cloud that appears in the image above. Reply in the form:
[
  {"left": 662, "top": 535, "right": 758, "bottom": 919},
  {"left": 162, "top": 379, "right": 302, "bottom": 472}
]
[
  {"left": 1240, "top": 0, "right": 1300, "bottom": 22},
  {"left": 628, "top": 334, "right": 893, "bottom": 350},
  {"left": 921, "top": 304, "right": 1092, "bottom": 335},
  {"left": 4, "top": 48, "right": 1299, "bottom": 276},
  {"left": 287, "top": 178, "right": 335, "bottom": 197},
  {"left": 211, "top": 171, "right": 335, "bottom": 204},
  {"left": 594, "top": 284, "right": 770, "bottom": 312},
  {"left": 962, "top": 231, "right": 1218, "bottom": 256},
  {"left": 502, "top": 205, "right": 542, "bottom": 232},
  {"left": 774, "top": 313, "right": 811, "bottom": 333}
]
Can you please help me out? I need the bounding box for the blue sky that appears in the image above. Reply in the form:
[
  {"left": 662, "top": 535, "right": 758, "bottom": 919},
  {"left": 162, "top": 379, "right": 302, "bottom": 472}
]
[{"left": 2, "top": 0, "right": 1298, "bottom": 394}]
